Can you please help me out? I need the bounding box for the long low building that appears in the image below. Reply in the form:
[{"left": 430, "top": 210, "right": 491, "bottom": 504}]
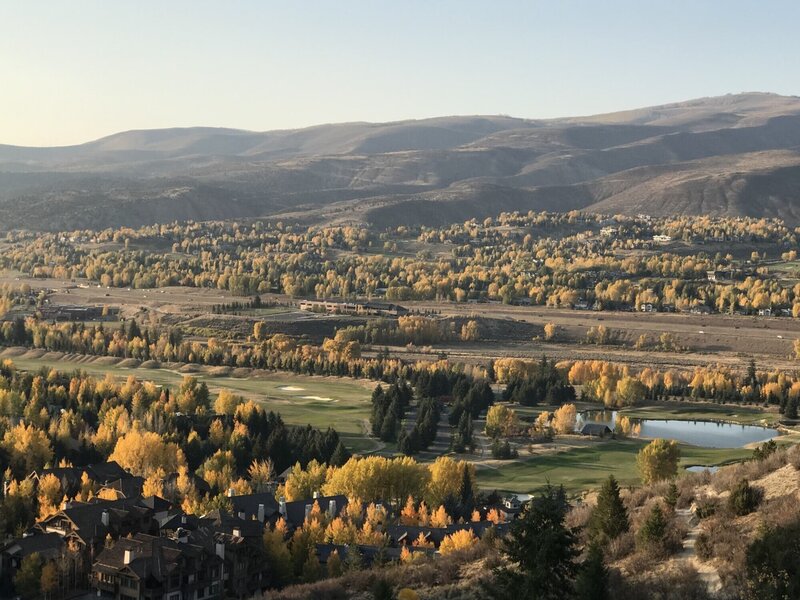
[{"left": 299, "top": 299, "right": 408, "bottom": 316}]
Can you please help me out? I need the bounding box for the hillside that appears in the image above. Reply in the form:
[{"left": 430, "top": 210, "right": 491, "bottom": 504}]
[{"left": 2, "top": 93, "right": 800, "bottom": 230}]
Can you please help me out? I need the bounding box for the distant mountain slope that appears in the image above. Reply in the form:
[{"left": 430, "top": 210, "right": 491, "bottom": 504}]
[{"left": 2, "top": 92, "right": 800, "bottom": 230}]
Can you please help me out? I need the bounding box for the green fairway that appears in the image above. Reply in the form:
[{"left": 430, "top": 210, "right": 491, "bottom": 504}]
[
  {"left": 5, "top": 354, "right": 374, "bottom": 450},
  {"left": 476, "top": 440, "right": 753, "bottom": 495}
]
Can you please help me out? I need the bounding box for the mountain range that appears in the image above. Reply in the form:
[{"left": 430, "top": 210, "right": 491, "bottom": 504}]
[{"left": 2, "top": 92, "right": 800, "bottom": 230}]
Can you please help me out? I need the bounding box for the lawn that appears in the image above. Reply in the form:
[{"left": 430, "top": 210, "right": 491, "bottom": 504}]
[
  {"left": 6, "top": 354, "right": 375, "bottom": 451},
  {"left": 476, "top": 440, "right": 753, "bottom": 495}
]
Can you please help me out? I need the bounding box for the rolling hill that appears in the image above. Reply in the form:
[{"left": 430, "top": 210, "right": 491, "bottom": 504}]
[{"left": 1, "top": 92, "right": 800, "bottom": 230}]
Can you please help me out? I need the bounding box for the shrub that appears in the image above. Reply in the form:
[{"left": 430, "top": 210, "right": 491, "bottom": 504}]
[
  {"left": 727, "top": 479, "right": 762, "bottom": 516},
  {"left": 694, "top": 495, "right": 718, "bottom": 520},
  {"left": 695, "top": 532, "right": 713, "bottom": 561},
  {"left": 490, "top": 439, "right": 518, "bottom": 459}
]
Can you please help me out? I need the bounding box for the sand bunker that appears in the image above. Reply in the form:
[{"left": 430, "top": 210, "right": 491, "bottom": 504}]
[
  {"left": 278, "top": 385, "right": 305, "bottom": 392},
  {"left": 302, "top": 395, "right": 335, "bottom": 402}
]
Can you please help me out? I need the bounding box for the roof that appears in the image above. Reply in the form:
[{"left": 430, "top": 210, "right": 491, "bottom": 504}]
[
  {"left": 1, "top": 533, "right": 65, "bottom": 561},
  {"left": 93, "top": 533, "right": 216, "bottom": 580},
  {"left": 580, "top": 423, "right": 613, "bottom": 436},
  {"left": 230, "top": 491, "right": 279, "bottom": 521},
  {"left": 282, "top": 495, "right": 347, "bottom": 528}
]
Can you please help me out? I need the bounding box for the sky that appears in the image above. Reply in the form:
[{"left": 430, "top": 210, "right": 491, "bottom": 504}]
[{"left": 1, "top": 0, "right": 799, "bottom": 147}]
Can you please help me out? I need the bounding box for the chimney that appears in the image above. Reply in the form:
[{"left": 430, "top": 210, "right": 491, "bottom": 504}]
[
  {"left": 238, "top": 511, "right": 245, "bottom": 520},
  {"left": 232, "top": 528, "right": 241, "bottom": 538},
  {"left": 304, "top": 504, "right": 312, "bottom": 521},
  {"left": 279, "top": 499, "right": 287, "bottom": 517},
  {"left": 257, "top": 503, "right": 265, "bottom": 523},
  {"left": 215, "top": 542, "right": 225, "bottom": 560},
  {"left": 123, "top": 549, "right": 133, "bottom": 565},
  {"left": 180, "top": 515, "right": 187, "bottom": 525},
  {"left": 226, "top": 487, "right": 235, "bottom": 498},
  {"left": 312, "top": 491, "right": 320, "bottom": 499},
  {"left": 101, "top": 510, "right": 110, "bottom": 527},
  {"left": 328, "top": 499, "right": 337, "bottom": 516}
]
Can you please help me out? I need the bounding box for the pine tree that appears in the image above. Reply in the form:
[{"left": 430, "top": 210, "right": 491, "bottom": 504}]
[
  {"left": 487, "top": 485, "right": 578, "bottom": 599},
  {"left": 589, "top": 475, "right": 629, "bottom": 542},
  {"left": 636, "top": 503, "right": 667, "bottom": 549},
  {"left": 329, "top": 441, "right": 350, "bottom": 467},
  {"left": 574, "top": 543, "right": 609, "bottom": 600}
]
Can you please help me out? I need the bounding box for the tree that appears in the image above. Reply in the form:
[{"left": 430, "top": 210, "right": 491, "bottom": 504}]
[
  {"left": 263, "top": 520, "right": 293, "bottom": 586},
  {"left": 636, "top": 503, "right": 667, "bottom": 550},
  {"left": 40, "top": 562, "right": 58, "bottom": 600},
  {"left": 372, "top": 577, "right": 395, "bottom": 600},
  {"left": 439, "top": 529, "right": 477, "bottom": 554},
  {"left": 1, "top": 423, "right": 53, "bottom": 476},
  {"left": 327, "top": 549, "right": 343, "bottom": 578},
  {"left": 108, "top": 428, "right": 185, "bottom": 477},
  {"left": 488, "top": 485, "right": 578, "bottom": 599},
  {"left": 637, "top": 439, "right": 680, "bottom": 484},
  {"left": 746, "top": 519, "right": 800, "bottom": 599},
  {"left": 544, "top": 322, "right": 557, "bottom": 341},
  {"left": 589, "top": 475, "right": 629, "bottom": 542},
  {"left": 214, "top": 390, "right": 244, "bottom": 415},
  {"left": 14, "top": 553, "right": 42, "bottom": 599},
  {"left": 485, "top": 405, "right": 518, "bottom": 438},
  {"left": 574, "top": 543, "right": 609, "bottom": 600},
  {"left": 461, "top": 320, "right": 481, "bottom": 342},
  {"left": 615, "top": 377, "right": 646, "bottom": 407},
  {"left": 552, "top": 403, "right": 577, "bottom": 434}
]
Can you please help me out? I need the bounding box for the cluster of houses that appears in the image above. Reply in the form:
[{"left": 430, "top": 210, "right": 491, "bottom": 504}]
[
  {"left": 298, "top": 299, "right": 408, "bottom": 317},
  {"left": 0, "top": 462, "right": 520, "bottom": 600}
]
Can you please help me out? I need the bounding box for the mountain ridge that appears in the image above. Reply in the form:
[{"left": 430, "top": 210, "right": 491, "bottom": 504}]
[{"left": 1, "top": 92, "right": 800, "bottom": 230}]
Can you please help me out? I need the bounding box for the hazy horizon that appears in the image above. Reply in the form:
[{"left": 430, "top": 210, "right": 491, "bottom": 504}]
[{"left": 2, "top": 1, "right": 799, "bottom": 146}]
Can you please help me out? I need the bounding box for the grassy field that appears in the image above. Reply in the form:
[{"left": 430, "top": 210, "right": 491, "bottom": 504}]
[
  {"left": 476, "top": 439, "right": 753, "bottom": 495},
  {"left": 5, "top": 354, "right": 376, "bottom": 452}
]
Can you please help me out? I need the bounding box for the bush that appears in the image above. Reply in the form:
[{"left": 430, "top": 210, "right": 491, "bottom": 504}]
[
  {"left": 727, "top": 479, "right": 762, "bottom": 516},
  {"left": 490, "top": 439, "right": 518, "bottom": 459},
  {"left": 693, "top": 495, "right": 718, "bottom": 520},
  {"left": 695, "top": 532, "right": 713, "bottom": 561}
]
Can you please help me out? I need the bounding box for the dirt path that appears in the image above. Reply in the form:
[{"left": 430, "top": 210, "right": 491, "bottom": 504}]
[{"left": 675, "top": 508, "right": 722, "bottom": 594}]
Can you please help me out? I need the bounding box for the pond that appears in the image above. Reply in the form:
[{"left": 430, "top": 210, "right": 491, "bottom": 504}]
[{"left": 577, "top": 410, "right": 778, "bottom": 449}]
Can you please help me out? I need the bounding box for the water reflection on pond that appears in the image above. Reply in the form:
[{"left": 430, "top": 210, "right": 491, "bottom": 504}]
[{"left": 577, "top": 410, "right": 777, "bottom": 449}]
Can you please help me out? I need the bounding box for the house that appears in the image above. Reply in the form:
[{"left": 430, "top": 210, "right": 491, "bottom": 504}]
[
  {"left": 639, "top": 303, "right": 654, "bottom": 313},
  {"left": 0, "top": 533, "right": 65, "bottom": 594},
  {"left": 92, "top": 533, "right": 223, "bottom": 600},
  {"left": 689, "top": 305, "right": 712, "bottom": 315},
  {"left": 186, "top": 511, "right": 270, "bottom": 598},
  {"left": 652, "top": 234, "right": 672, "bottom": 243},
  {"left": 36, "top": 497, "right": 161, "bottom": 564},
  {"left": 599, "top": 226, "right": 618, "bottom": 237},
  {"left": 758, "top": 308, "right": 772, "bottom": 317},
  {"left": 580, "top": 423, "right": 613, "bottom": 438}
]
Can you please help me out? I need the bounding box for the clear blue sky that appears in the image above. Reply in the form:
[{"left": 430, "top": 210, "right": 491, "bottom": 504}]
[{"left": 1, "top": 0, "right": 798, "bottom": 146}]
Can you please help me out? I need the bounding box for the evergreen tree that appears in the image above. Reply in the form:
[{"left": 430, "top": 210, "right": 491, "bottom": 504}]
[
  {"left": 329, "top": 441, "right": 350, "bottom": 467},
  {"left": 488, "top": 485, "right": 578, "bottom": 599},
  {"left": 589, "top": 475, "right": 629, "bottom": 542},
  {"left": 574, "top": 543, "right": 609, "bottom": 600},
  {"left": 636, "top": 503, "right": 667, "bottom": 549}
]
